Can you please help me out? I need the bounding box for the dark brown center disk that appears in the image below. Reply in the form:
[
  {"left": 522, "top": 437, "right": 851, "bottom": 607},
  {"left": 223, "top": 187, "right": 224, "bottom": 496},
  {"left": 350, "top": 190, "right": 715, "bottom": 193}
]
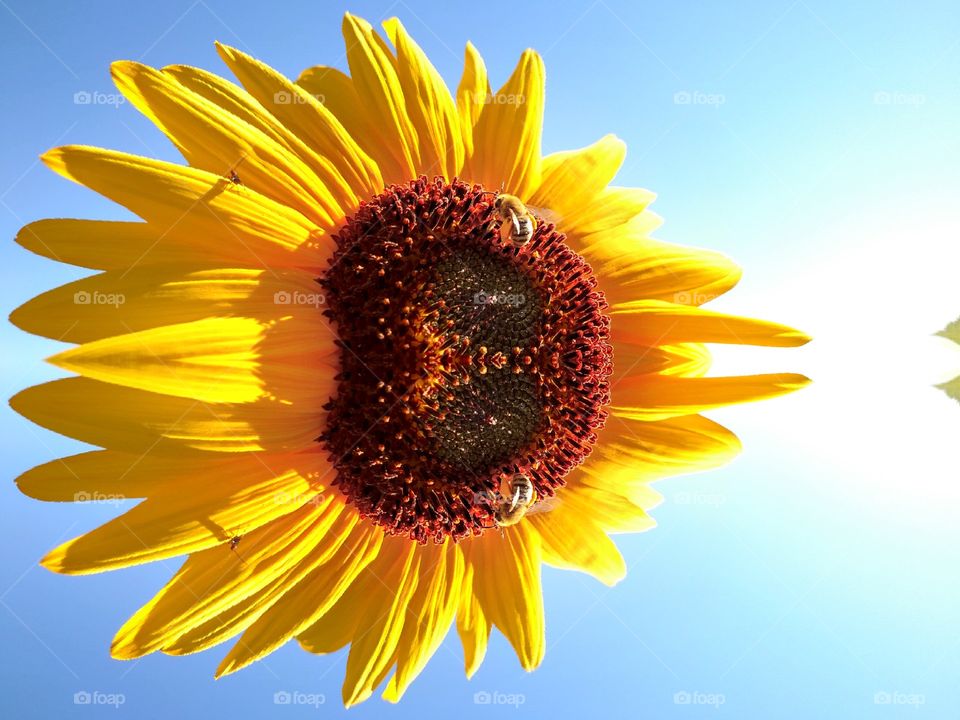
[{"left": 320, "top": 177, "right": 612, "bottom": 543}]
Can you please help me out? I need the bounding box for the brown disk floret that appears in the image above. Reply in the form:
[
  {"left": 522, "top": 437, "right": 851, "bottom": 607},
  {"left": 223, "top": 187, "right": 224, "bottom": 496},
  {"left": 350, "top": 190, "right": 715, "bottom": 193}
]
[{"left": 320, "top": 177, "right": 612, "bottom": 543}]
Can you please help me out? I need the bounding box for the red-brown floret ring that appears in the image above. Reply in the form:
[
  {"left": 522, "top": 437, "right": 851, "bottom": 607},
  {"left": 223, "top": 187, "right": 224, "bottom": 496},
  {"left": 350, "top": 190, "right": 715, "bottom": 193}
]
[{"left": 320, "top": 177, "right": 612, "bottom": 543}]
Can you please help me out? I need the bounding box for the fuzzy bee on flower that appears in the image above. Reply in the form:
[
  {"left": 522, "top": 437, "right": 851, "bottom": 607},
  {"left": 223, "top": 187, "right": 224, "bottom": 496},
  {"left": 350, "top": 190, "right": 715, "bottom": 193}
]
[{"left": 491, "top": 192, "right": 537, "bottom": 246}]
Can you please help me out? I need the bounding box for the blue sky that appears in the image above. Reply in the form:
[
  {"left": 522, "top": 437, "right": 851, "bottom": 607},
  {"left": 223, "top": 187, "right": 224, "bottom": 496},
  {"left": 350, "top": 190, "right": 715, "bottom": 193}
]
[{"left": 2, "top": 0, "right": 960, "bottom": 717}]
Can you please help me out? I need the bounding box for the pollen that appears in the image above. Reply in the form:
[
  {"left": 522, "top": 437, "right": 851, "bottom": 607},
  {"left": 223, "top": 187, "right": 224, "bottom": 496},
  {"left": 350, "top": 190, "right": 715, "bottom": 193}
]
[{"left": 320, "top": 177, "right": 612, "bottom": 543}]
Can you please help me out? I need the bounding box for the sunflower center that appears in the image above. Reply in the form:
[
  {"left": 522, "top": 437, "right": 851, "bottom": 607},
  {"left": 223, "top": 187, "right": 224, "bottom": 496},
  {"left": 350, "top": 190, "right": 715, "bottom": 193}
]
[{"left": 320, "top": 177, "right": 612, "bottom": 543}]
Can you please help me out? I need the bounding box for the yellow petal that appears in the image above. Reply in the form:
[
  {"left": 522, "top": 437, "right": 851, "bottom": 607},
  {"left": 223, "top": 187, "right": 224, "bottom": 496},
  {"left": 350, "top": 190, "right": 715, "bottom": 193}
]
[
  {"left": 111, "top": 60, "right": 342, "bottom": 228},
  {"left": 48, "top": 317, "right": 334, "bottom": 405},
  {"left": 582, "top": 225, "right": 743, "bottom": 306},
  {"left": 41, "top": 453, "right": 329, "bottom": 575},
  {"left": 341, "top": 13, "right": 420, "bottom": 185},
  {"left": 212, "top": 518, "right": 382, "bottom": 673},
  {"left": 296, "top": 573, "right": 370, "bottom": 655},
  {"left": 15, "top": 449, "right": 309, "bottom": 502},
  {"left": 530, "top": 134, "right": 626, "bottom": 218},
  {"left": 467, "top": 523, "right": 544, "bottom": 670},
  {"left": 610, "top": 300, "right": 811, "bottom": 347},
  {"left": 581, "top": 414, "right": 742, "bottom": 488},
  {"left": 455, "top": 560, "right": 490, "bottom": 679},
  {"left": 41, "top": 146, "right": 330, "bottom": 269},
  {"left": 11, "top": 377, "right": 321, "bottom": 454},
  {"left": 383, "top": 540, "right": 464, "bottom": 702},
  {"left": 13, "top": 219, "right": 217, "bottom": 270},
  {"left": 552, "top": 483, "right": 658, "bottom": 534},
  {"left": 111, "top": 499, "right": 333, "bottom": 659},
  {"left": 559, "top": 185, "right": 656, "bottom": 239},
  {"left": 212, "top": 43, "right": 383, "bottom": 201},
  {"left": 528, "top": 504, "right": 626, "bottom": 585},
  {"left": 160, "top": 62, "right": 294, "bottom": 146},
  {"left": 466, "top": 49, "right": 545, "bottom": 198},
  {"left": 612, "top": 342, "right": 712, "bottom": 380},
  {"left": 455, "top": 42, "right": 489, "bottom": 159},
  {"left": 295, "top": 64, "right": 401, "bottom": 184},
  {"left": 164, "top": 507, "right": 361, "bottom": 656},
  {"left": 10, "top": 266, "right": 330, "bottom": 345},
  {"left": 342, "top": 537, "right": 421, "bottom": 707},
  {"left": 382, "top": 18, "right": 464, "bottom": 180},
  {"left": 611, "top": 372, "right": 812, "bottom": 422}
]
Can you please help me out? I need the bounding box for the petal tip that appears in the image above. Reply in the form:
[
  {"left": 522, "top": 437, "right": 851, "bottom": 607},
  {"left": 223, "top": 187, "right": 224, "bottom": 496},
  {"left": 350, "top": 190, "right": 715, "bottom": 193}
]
[
  {"left": 8, "top": 302, "right": 30, "bottom": 334},
  {"left": 342, "top": 687, "right": 372, "bottom": 709},
  {"left": 39, "top": 546, "right": 67, "bottom": 574},
  {"left": 109, "top": 60, "right": 147, "bottom": 89},
  {"left": 8, "top": 384, "right": 32, "bottom": 417},
  {"left": 214, "top": 41, "right": 240, "bottom": 64},
  {"left": 789, "top": 330, "right": 813, "bottom": 346},
  {"left": 39, "top": 146, "right": 67, "bottom": 173},
  {"left": 44, "top": 347, "right": 73, "bottom": 372},
  {"left": 109, "top": 636, "right": 141, "bottom": 661}
]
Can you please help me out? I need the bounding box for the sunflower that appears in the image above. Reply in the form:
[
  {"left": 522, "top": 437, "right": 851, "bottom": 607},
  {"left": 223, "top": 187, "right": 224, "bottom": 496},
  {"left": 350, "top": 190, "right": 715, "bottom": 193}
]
[{"left": 10, "top": 13, "right": 810, "bottom": 706}]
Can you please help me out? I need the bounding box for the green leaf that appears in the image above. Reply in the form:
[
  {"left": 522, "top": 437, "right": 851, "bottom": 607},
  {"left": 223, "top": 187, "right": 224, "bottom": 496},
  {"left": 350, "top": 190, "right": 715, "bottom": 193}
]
[{"left": 935, "top": 316, "right": 960, "bottom": 345}]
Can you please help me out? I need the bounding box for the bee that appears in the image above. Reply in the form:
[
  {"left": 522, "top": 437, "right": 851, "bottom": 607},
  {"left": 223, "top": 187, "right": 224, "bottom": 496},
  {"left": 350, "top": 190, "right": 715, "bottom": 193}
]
[
  {"left": 494, "top": 473, "right": 538, "bottom": 527},
  {"left": 493, "top": 193, "right": 537, "bottom": 246}
]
